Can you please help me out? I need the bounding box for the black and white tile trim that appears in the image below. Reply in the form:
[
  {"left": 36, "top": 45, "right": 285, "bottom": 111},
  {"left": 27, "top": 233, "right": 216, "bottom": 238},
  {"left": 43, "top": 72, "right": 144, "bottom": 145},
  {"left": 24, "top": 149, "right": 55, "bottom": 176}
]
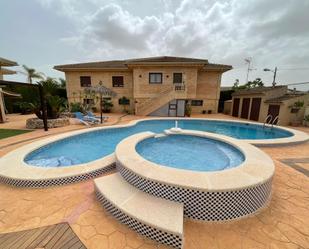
[
  {"left": 95, "top": 187, "right": 183, "bottom": 249},
  {"left": 117, "top": 162, "right": 272, "bottom": 221},
  {"left": 0, "top": 163, "right": 115, "bottom": 188}
]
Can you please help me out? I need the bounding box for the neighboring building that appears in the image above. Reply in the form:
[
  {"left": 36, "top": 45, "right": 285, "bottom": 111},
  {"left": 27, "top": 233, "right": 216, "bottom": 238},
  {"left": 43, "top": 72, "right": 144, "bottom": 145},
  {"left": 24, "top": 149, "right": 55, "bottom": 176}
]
[
  {"left": 231, "top": 86, "right": 309, "bottom": 125},
  {"left": 219, "top": 86, "right": 234, "bottom": 113},
  {"left": 0, "top": 57, "right": 18, "bottom": 123},
  {"left": 0, "top": 57, "right": 18, "bottom": 80},
  {"left": 54, "top": 56, "right": 232, "bottom": 116}
]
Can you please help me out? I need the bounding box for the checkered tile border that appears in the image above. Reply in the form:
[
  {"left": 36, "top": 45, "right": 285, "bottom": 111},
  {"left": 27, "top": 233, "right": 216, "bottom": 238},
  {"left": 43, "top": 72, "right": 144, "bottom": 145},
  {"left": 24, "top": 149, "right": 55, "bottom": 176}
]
[
  {"left": 0, "top": 163, "right": 115, "bottom": 188},
  {"left": 95, "top": 187, "right": 183, "bottom": 249},
  {"left": 117, "top": 162, "right": 272, "bottom": 221}
]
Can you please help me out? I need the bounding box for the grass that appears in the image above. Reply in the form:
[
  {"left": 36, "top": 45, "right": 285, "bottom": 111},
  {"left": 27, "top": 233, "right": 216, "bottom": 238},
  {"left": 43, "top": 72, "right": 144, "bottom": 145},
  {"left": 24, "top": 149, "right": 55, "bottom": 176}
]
[{"left": 0, "top": 129, "right": 33, "bottom": 140}]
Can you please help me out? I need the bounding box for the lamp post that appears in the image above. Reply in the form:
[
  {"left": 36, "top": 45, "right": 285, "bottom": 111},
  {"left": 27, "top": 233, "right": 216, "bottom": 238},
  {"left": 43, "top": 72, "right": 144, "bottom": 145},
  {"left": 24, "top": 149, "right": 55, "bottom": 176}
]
[{"left": 264, "top": 67, "right": 277, "bottom": 87}]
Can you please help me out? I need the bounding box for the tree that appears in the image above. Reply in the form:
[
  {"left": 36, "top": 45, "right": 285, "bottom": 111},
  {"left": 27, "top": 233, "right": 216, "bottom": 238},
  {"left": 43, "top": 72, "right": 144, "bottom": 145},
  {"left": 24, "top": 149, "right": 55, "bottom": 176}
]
[
  {"left": 232, "top": 78, "right": 264, "bottom": 90},
  {"left": 22, "top": 65, "right": 44, "bottom": 84},
  {"left": 21, "top": 78, "right": 66, "bottom": 119},
  {"left": 232, "top": 79, "right": 241, "bottom": 90},
  {"left": 59, "top": 78, "right": 66, "bottom": 88}
]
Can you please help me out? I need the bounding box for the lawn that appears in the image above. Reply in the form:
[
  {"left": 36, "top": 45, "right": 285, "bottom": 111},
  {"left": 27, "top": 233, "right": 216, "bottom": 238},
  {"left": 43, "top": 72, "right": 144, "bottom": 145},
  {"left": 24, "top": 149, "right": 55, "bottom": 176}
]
[{"left": 0, "top": 129, "right": 33, "bottom": 140}]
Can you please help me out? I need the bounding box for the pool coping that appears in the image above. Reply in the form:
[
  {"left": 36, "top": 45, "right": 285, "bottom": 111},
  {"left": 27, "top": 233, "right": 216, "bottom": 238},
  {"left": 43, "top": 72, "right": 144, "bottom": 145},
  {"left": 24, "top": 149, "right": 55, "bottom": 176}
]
[
  {"left": 0, "top": 117, "right": 307, "bottom": 186},
  {"left": 115, "top": 130, "right": 275, "bottom": 191}
]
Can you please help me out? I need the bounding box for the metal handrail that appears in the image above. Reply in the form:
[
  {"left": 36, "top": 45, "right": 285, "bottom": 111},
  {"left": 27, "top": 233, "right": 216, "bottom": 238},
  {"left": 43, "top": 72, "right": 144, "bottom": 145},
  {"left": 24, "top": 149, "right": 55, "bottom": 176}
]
[
  {"left": 271, "top": 116, "right": 279, "bottom": 127},
  {"left": 263, "top": 114, "right": 273, "bottom": 128}
]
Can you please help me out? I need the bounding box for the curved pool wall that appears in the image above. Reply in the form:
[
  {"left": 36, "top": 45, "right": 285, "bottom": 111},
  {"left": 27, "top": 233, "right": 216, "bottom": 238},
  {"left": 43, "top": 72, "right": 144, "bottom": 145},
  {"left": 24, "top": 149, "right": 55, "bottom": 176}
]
[
  {"left": 116, "top": 131, "right": 275, "bottom": 221},
  {"left": 25, "top": 119, "right": 293, "bottom": 167},
  {"left": 136, "top": 135, "right": 245, "bottom": 172}
]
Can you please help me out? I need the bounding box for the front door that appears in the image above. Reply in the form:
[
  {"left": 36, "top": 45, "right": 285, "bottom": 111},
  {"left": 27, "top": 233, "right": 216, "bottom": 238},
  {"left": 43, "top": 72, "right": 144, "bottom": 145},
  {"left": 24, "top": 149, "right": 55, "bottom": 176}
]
[
  {"left": 168, "top": 99, "right": 185, "bottom": 117},
  {"left": 249, "top": 98, "right": 261, "bottom": 121},
  {"left": 241, "top": 98, "right": 250, "bottom": 119},
  {"left": 267, "top": 105, "right": 280, "bottom": 124}
]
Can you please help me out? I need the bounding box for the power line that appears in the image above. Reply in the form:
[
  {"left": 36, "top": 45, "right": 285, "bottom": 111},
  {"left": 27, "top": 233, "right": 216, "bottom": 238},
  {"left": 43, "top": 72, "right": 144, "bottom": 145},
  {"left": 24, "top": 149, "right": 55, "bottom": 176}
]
[{"left": 285, "top": 81, "right": 309, "bottom": 86}]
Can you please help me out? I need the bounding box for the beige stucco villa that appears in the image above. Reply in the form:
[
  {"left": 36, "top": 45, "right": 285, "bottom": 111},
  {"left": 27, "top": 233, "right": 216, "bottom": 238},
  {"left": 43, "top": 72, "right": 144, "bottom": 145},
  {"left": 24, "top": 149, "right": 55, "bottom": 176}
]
[
  {"left": 54, "top": 56, "right": 232, "bottom": 116},
  {"left": 231, "top": 86, "right": 309, "bottom": 125}
]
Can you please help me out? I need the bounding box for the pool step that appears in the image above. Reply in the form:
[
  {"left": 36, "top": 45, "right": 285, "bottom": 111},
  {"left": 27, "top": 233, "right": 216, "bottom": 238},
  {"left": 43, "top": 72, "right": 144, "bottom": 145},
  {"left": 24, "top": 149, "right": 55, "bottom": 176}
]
[{"left": 94, "top": 173, "right": 183, "bottom": 249}]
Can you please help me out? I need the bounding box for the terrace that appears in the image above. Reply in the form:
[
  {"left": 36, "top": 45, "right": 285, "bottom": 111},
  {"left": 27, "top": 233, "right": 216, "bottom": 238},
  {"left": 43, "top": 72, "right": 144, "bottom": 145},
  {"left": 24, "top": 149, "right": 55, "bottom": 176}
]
[{"left": 0, "top": 113, "right": 308, "bottom": 249}]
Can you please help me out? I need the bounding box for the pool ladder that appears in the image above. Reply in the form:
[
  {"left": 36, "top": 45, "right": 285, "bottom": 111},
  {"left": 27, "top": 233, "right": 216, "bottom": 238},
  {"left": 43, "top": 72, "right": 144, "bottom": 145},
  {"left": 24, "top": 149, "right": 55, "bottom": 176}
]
[{"left": 263, "top": 115, "right": 279, "bottom": 129}]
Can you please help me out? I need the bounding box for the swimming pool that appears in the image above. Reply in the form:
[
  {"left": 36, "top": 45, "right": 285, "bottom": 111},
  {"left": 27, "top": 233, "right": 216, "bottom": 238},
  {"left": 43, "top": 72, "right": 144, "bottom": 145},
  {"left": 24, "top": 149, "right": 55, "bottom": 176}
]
[
  {"left": 136, "top": 135, "right": 245, "bottom": 171},
  {"left": 25, "top": 119, "right": 293, "bottom": 167}
]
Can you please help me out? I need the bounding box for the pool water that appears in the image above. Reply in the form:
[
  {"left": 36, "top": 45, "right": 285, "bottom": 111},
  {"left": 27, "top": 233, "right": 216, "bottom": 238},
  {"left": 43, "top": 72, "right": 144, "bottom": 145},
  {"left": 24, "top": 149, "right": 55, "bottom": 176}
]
[
  {"left": 25, "top": 119, "right": 292, "bottom": 167},
  {"left": 136, "top": 135, "right": 245, "bottom": 171}
]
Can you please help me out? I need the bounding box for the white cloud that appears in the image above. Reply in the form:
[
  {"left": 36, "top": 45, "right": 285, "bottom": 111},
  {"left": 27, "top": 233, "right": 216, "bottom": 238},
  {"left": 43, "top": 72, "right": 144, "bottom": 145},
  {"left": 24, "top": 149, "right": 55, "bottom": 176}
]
[{"left": 37, "top": 0, "right": 309, "bottom": 87}]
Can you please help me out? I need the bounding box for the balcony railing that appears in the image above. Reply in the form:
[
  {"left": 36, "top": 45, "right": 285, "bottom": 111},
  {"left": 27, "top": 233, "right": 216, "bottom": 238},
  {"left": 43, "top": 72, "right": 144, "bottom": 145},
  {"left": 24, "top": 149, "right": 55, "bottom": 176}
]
[{"left": 174, "top": 83, "right": 185, "bottom": 91}]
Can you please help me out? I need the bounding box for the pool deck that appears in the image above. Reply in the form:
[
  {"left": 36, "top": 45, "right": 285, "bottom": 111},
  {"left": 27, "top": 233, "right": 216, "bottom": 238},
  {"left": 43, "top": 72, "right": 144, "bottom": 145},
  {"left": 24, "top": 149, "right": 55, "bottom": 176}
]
[{"left": 0, "top": 113, "right": 309, "bottom": 248}]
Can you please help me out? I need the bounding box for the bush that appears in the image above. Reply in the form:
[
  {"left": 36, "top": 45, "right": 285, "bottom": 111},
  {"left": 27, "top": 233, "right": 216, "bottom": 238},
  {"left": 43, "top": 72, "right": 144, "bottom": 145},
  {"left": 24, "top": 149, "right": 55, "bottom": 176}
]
[
  {"left": 102, "top": 99, "right": 113, "bottom": 113},
  {"left": 15, "top": 102, "right": 33, "bottom": 115},
  {"left": 70, "top": 102, "right": 84, "bottom": 113}
]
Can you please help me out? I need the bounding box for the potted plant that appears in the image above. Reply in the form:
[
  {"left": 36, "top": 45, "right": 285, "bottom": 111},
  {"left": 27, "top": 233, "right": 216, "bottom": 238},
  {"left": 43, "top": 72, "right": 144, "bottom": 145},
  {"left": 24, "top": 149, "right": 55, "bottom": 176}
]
[
  {"left": 118, "top": 96, "right": 130, "bottom": 113},
  {"left": 185, "top": 103, "right": 192, "bottom": 117},
  {"left": 289, "top": 101, "right": 304, "bottom": 126}
]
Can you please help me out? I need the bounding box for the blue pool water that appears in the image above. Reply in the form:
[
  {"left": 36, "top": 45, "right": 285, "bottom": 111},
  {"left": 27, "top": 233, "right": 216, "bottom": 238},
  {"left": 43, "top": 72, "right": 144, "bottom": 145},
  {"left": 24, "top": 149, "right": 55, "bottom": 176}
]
[
  {"left": 136, "top": 135, "right": 245, "bottom": 172},
  {"left": 25, "top": 119, "right": 292, "bottom": 167}
]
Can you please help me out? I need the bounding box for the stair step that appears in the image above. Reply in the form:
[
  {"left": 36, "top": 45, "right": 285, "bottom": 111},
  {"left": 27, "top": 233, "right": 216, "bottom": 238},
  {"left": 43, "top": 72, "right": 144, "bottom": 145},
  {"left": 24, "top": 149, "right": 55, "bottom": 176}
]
[{"left": 94, "top": 173, "right": 183, "bottom": 249}]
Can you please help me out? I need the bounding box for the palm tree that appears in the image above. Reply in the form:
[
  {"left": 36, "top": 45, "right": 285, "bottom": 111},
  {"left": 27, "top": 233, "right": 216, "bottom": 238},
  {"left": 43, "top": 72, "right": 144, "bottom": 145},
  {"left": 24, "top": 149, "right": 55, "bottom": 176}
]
[
  {"left": 22, "top": 65, "right": 44, "bottom": 84},
  {"left": 59, "top": 78, "right": 66, "bottom": 88}
]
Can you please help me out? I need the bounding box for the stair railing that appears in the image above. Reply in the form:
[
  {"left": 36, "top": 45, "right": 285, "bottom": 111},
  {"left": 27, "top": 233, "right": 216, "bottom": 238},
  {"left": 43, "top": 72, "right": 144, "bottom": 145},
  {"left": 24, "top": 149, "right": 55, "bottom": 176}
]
[
  {"left": 271, "top": 116, "right": 279, "bottom": 127},
  {"left": 263, "top": 114, "right": 273, "bottom": 128}
]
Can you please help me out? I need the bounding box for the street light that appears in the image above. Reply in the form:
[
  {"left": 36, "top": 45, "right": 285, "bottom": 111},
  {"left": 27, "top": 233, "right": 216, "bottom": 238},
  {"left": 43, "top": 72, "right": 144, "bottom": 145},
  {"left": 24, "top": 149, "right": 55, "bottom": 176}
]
[{"left": 263, "top": 67, "right": 277, "bottom": 87}]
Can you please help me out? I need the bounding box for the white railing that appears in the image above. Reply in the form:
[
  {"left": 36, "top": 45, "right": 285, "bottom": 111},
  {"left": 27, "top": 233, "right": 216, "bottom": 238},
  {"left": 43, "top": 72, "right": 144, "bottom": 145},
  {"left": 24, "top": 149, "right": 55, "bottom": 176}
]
[{"left": 263, "top": 114, "right": 273, "bottom": 128}]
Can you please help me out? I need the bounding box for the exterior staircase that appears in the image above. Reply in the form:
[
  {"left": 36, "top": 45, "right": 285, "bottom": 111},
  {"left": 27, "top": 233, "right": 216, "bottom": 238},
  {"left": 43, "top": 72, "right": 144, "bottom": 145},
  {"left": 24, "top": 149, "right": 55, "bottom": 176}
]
[{"left": 136, "top": 84, "right": 186, "bottom": 116}]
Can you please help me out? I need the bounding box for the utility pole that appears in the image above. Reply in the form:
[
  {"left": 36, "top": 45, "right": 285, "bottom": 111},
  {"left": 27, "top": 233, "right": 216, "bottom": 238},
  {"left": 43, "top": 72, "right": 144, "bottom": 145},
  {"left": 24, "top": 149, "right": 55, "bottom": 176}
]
[
  {"left": 263, "top": 67, "right": 278, "bottom": 87},
  {"left": 272, "top": 67, "right": 277, "bottom": 87}
]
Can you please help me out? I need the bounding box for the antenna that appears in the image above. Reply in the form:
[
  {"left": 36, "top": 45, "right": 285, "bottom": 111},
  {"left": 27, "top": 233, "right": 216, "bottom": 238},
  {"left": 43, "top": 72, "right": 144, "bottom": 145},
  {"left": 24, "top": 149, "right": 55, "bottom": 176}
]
[{"left": 244, "top": 57, "right": 256, "bottom": 83}]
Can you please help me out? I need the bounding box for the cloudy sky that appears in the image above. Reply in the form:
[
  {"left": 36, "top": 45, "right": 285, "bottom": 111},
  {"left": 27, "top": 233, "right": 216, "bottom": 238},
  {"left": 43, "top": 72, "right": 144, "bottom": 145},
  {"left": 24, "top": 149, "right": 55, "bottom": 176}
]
[{"left": 1, "top": 0, "right": 309, "bottom": 89}]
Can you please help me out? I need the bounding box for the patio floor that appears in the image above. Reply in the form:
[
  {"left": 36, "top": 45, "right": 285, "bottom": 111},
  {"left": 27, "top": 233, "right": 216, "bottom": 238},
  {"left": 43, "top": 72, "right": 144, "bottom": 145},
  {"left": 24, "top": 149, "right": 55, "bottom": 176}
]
[{"left": 0, "top": 114, "right": 308, "bottom": 249}]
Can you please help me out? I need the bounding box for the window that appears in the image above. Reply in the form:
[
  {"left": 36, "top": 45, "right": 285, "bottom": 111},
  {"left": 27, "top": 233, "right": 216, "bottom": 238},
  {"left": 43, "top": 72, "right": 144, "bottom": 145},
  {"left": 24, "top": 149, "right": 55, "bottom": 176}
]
[
  {"left": 191, "top": 100, "right": 203, "bottom": 106},
  {"left": 149, "top": 73, "right": 162, "bottom": 84},
  {"left": 80, "top": 76, "right": 91, "bottom": 87},
  {"left": 112, "top": 76, "right": 124, "bottom": 87},
  {"left": 83, "top": 98, "right": 94, "bottom": 105},
  {"left": 173, "top": 73, "right": 182, "bottom": 84}
]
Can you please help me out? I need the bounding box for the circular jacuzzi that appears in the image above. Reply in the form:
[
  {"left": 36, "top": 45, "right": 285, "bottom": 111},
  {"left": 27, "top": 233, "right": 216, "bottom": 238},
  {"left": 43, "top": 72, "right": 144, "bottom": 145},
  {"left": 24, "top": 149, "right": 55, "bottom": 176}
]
[
  {"left": 136, "top": 134, "right": 245, "bottom": 172},
  {"left": 115, "top": 130, "right": 275, "bottom": 221}
]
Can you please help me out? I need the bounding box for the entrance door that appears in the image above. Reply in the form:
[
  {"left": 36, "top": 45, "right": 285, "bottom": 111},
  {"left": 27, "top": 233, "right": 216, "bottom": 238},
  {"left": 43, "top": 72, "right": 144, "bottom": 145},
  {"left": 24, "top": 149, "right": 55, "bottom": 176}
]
[
  {"left": 232, "top": 98, "right": 240, "bottom": 117},
  {"left": 176, "top": 100, "right": 185, "bottom": 117},
  {"left": 249, "top": 98, "right": 261, "bottom": 121},
  {"left": 240, "top": 98, "right": 250, "bottom": 119},
  {"left": 267, "top": 105, "right": 280, "bottom": 124},
  {"left": 168, "top": 99, "right": 185, "bottom": 117}
]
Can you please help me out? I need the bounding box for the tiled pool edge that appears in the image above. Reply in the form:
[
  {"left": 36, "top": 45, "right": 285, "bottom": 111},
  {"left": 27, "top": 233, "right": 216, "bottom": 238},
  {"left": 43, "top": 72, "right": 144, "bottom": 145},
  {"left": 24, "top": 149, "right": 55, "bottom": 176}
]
[
  {"left": 115, "top": 131, "right": 275, "bottom": 221},
  {"left": 117, "top": 161, "right": 273, "bottom": 221},
  {"left": 95, "top": 187, "right": 183, "bottom": 249},
  {"left": 0, "top": 163, "right": 115, "bottom": 188}
]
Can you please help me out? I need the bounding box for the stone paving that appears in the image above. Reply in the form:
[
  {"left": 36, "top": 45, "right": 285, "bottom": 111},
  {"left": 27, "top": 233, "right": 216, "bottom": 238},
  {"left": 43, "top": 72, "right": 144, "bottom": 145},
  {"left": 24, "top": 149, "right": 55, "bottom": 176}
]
[{"left": 0, "top": 114, "right": 308, "bottom": 249}]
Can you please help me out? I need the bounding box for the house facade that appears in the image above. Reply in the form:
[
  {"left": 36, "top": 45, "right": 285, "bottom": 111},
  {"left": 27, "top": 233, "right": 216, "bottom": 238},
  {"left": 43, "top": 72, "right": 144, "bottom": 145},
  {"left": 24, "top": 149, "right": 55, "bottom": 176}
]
[
  {"left": 231, "top": 86, "right": 309, "bottom": 125},
  {"left": 54, "top": 56, "right": 232, "bottom": 116}
]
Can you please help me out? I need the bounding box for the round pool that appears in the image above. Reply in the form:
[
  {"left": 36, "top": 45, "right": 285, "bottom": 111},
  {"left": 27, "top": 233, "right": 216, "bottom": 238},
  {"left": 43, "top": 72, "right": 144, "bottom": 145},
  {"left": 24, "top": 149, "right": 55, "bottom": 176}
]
[{"left": 136, "top": 135, "right": 245, "bottom": 172}]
